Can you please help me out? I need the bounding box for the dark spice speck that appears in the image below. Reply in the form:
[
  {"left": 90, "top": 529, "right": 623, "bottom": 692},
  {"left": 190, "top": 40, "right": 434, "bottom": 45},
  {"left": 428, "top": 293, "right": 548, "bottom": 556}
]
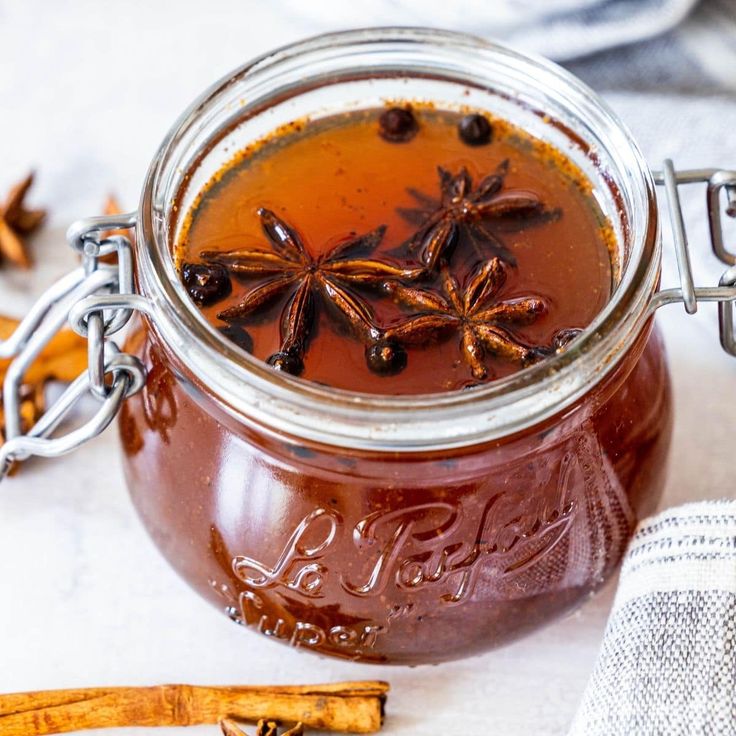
[
  {"left": 268, "top": 350, "right": 305, "bottom": 376},
  {"left": 379, "top": 107, "right": 418, "bottom": 143},
  {"left": 182, "top": 262, "right": 231, "bottom": 306},
  {"left": 458, "top": 114, "right": 493, "bottom": 146},
  {"left": 218, "top": 324, "right": 254, "bottom": 353},
  {"left": 366, "top": 340, "right": 407, "bottom": 375}
]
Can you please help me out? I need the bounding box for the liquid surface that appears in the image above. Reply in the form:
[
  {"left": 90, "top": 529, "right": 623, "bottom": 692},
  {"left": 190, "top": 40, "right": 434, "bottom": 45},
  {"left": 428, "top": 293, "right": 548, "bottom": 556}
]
[{"left": 176, "top": 107, "right": 613, "bottom": 394}]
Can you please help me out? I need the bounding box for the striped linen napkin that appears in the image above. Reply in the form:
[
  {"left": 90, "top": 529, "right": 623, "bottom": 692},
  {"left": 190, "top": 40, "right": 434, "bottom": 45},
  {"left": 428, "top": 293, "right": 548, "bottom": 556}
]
[{"left": 570, "top": 501, "right": 736, "bottom": 735}]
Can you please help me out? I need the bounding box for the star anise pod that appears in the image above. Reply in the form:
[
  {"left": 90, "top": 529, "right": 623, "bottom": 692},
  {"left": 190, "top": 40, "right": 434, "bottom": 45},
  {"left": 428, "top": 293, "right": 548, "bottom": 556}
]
[
  {"left": 383, "top": 257, "right": 547, "bottom": 380},
  {"left": 220, "top": 718, "right": 303, "bottom": 736},
  {"left": 0, "top": 172, "right": 46, "bottom": 268},
  {"left": 397, "top": 160, "right": 555, "bottom": 271},
  {"left": 202, "top": 208, "right": 422, "bottom": 375}
]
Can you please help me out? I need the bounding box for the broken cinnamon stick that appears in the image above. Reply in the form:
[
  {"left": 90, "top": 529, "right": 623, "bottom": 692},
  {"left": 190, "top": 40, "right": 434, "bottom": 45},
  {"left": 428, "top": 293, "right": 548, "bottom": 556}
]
[
  {"left": 0, "top": 681, "right": 389, "bottom": 735},
  {"left": 0, "top": 315, "right": 87, "bottom": 385},
  {"left": 0, "top": 314, "right": 87, "bottom": 444}
]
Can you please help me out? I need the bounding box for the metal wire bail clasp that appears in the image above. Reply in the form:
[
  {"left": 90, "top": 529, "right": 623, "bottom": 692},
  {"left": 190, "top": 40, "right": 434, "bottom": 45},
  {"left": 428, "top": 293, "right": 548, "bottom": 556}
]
[
  {"left": 0, "top": 212, "right": 150, "bottom": 480},
  {"left": 652, "top": 161, "right": 736, "bottom": 355}
]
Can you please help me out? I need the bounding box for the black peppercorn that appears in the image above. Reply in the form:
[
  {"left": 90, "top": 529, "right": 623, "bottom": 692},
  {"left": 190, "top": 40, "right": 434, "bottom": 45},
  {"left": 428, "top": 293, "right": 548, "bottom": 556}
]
[
  {"left": 366, "top": 340, "right": 407, "bottom": 375},
  {"left": 182, "top": 262, "right": 232, "bottom": 306},
  {"left": 458, "top": 114, "right": 493, "bottom": 146},
  {"left": 268, "top": 350, "right": 305, "bottom": 376},
  {"left": 378, "top": 107, "right": 418, "bottom": 143}
]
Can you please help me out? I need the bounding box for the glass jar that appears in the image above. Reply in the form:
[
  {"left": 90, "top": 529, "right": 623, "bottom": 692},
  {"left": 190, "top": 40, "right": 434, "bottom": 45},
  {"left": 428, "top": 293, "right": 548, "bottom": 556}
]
[{"left": 2, "top": 28, "right": 736, "bottom": 666}]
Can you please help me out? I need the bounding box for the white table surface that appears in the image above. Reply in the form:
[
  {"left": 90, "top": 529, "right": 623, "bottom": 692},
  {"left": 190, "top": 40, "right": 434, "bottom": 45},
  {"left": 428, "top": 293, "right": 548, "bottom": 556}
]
[{"left": 1, "top": 3, "right": 734, "bottom": 735}]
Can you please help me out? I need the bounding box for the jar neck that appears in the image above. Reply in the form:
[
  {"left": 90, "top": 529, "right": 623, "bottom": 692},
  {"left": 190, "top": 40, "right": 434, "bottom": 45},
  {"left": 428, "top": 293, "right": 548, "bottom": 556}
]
[{"left": 136, "top": 27, "right": 659, "bottom": 452}]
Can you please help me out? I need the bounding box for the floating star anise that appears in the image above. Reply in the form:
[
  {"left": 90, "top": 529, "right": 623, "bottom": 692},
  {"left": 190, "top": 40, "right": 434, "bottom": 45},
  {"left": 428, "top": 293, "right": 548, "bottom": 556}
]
[
  {"left": 383, "top": 257, "right": 547, "bottom": 380},
  {"left": 397, "top": 160, "right": 553, "bottom": 270},
  {"left": 202, "top": 208, "right": 422, "bottom": 376}
]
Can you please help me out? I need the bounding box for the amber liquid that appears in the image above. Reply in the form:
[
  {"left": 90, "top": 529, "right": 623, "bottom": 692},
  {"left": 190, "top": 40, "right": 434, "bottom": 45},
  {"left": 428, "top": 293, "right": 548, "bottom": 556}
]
[
  {"left": 176, "top": 108, "right": 613, "bottom": 393},
  {"left": 123, "top": 110, "right": 672, "bottom": 665}
]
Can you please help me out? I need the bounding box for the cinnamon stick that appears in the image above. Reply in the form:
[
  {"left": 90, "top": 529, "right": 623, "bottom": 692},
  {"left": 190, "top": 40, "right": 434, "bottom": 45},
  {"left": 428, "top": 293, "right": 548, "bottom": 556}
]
[{"left": 0, "top": 681, "right": 389, "bottom": 735}]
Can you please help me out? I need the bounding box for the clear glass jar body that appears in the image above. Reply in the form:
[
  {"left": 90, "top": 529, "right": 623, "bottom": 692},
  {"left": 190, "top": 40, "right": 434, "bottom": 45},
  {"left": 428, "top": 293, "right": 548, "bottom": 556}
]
[
  {"left": 123, "top": 28, "right": 669, "bottom": 664},
  {"left": 121, "top": 320, "right": 671, "bottom": 664}
]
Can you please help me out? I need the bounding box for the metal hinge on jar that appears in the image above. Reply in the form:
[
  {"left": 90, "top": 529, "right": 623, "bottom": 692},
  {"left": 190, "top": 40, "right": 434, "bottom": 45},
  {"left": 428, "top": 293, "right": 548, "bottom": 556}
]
[
  {"left": 651, "top": 160, "right": 736, "bottom": 354},
  {"left": 0, "top": 214, "right": 150, "bottom": 480}
]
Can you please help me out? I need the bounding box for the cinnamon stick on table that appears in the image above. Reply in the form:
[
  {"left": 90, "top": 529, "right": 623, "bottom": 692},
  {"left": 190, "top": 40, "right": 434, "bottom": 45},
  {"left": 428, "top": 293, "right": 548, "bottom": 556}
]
[{"left": 0, "top": 681, "right": 388, "bottom": 735}]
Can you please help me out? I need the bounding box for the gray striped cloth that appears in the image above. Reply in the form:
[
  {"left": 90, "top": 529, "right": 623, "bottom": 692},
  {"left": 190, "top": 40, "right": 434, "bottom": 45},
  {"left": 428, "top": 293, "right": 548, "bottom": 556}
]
[
  {"left": 282, "top": 0, "right": 736, "bottom": 92},
  {"left": 570, "top": 502, "right": 736, "bottom": 735},
  {"left": 564, "top": 0, "right": 736, "bottom": 93}
]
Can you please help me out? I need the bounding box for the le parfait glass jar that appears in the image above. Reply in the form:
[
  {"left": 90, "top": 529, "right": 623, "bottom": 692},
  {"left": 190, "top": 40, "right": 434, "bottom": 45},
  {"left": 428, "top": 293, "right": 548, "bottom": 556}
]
[{"left": 2, "top": 28, "right": 736, "bottom": 666}]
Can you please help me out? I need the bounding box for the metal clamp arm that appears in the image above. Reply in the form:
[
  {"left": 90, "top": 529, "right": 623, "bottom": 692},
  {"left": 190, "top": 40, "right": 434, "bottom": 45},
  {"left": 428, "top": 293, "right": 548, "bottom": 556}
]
[
  {"left": 0, "top": 214, "right": 149, "bottom": 481},
  {"left": 652, "top": 161, "right": 736, "bottom": 356}
]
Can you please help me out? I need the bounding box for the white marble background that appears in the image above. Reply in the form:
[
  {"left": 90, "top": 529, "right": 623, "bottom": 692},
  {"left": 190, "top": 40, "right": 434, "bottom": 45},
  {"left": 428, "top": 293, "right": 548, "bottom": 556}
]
[{"left": 0, "top": 2, "right": 734, "bottom": 734}]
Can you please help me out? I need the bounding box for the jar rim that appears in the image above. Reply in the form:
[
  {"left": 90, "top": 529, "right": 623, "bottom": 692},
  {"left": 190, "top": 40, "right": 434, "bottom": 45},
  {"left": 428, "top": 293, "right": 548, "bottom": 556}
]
[{"left": 136, "top": 26, "right": 660, "bottom": 451}]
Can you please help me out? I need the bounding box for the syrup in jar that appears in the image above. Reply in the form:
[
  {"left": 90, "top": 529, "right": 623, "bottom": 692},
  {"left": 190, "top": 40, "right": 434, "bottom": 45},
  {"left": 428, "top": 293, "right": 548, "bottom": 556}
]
[
  {"left": 121, "top": 102, "right": 671, "bottom": 664},
  {"left": 175, "top": 106, "right": 614, "bottom": 393}
]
